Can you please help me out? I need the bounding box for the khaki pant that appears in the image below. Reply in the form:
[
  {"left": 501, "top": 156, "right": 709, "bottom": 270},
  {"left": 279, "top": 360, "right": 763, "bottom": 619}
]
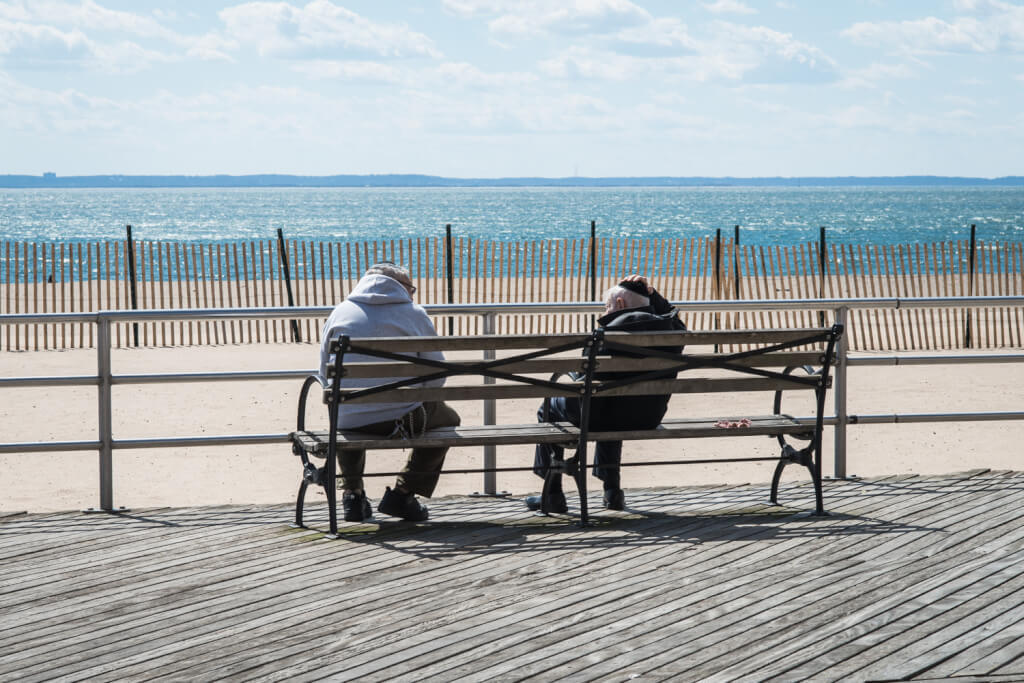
[{"left": 338, "top": 401, "right": 461, "bottom": 497}]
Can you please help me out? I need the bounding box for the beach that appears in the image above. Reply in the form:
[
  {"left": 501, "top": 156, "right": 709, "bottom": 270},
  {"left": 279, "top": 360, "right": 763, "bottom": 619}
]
[{"left": 3, "top": 341, "right": 1022, "bottom": 514}]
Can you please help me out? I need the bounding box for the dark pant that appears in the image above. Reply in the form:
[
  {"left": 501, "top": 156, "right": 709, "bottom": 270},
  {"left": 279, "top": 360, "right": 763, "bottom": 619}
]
[
  {"left": 534, "top": 396, "right": 623, "bottom": 490},
  {"left": 338, "top": 401, "right": 461, "bottom": 497}
]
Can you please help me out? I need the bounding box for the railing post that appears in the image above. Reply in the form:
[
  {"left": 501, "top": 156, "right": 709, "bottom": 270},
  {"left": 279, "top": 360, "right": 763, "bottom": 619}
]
[
  {"left": 96, "top": 314, "right": 115, "bottom": 511},
  {"left": 833, "top": 306, "right": 849, "bottom": 479},
  {"left": 482, "top": 311, "right": 497, "bottom": 495}
]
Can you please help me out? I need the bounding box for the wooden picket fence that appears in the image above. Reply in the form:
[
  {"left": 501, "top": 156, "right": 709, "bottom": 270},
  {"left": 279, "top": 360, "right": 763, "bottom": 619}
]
[{"left": 2, "top": 237, "right": 1022, "bottom": 351}]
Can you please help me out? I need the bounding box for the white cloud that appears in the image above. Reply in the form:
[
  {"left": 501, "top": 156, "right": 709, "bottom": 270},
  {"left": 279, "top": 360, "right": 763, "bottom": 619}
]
[
  {"left": 185, "top": 33, "right": 238, "bottom": 62},
  {"left": 289, "top": 58, "right": 537, "bottom": 90},
  {"left": 837, "top": 62, "right": 916, "bottom": 89},
  {"left": 0, "top": 18, "right": 174, "bottom": 72},
  {"left": 539, "top": 47, "right": 642, "bottom": 81},
  {"left": 842, "top": 0, "right": 1024, "bottom": 54},
  {"left": 434, "top": 62, "right": 538, "bottom": 89},
  {"left": 443, "top": 0, "right": 651, "bottom": 37},
  {"left": 605, "top": 18, "right": 699, "bottom": 57},
  {"left": 440, "top": 0, "right": 511, "bottom": 17},
  {"left": 4, "top": 0, "right": 186, "bottom": 43},
  {"left": 539, "top": 20, "right": 835, "bottom": 85},
  {"left": 0, "top": 20, "right": 93, "bottom": 62},
  {"left": 0, "top": 1, "right": 232, "bottom": 70},
  {"left": 710, "top": 22, "right": 837, "bottom": 83},
  {"left": 0, "top": 71, "right": 126, "bottom": 134},
  {"left": 218, "top": 1, "right": 441, "bottom": 59},
  {"left": 292, "top": 59, "right": 403, "bottom": 83},
  {"left": 703, "top": 0, "right": 757, "bottom": 15}
]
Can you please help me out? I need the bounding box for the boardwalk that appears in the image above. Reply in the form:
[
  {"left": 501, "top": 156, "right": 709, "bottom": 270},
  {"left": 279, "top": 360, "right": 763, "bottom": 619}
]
[{"left": 3, "top": 471, "right": 1024, "bottom": 681}]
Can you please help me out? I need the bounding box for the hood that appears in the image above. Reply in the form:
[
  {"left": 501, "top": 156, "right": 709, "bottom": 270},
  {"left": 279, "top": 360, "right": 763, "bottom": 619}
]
[
  {"left": 599, "top": 305, "right": 656, "bottom": 330},
  {"left": 345, "top": 273, "right": 413, "bottom": 305}
]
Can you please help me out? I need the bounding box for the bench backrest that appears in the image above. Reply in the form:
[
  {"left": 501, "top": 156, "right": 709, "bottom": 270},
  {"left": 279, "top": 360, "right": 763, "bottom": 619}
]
[{"left": 324, "top": 325, "right": 844, "bottom": 406}]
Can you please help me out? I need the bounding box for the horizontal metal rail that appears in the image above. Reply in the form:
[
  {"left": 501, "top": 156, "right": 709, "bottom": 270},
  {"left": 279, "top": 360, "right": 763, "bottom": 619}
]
[
  {"left": 4, "top": 295, "right": 1024, "bottom": 325},
  {"left": 2, "top": 296, "right": 1024, "bottom": 509}
]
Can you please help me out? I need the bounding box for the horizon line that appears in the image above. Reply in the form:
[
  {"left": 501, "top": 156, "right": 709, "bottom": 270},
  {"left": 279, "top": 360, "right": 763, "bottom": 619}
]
[{"left": 2, "top": 173, "right": 1023, "bottom": 189}]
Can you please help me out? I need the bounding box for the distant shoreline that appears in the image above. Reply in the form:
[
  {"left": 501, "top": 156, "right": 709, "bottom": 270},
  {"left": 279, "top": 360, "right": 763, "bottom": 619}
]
[{"left": 2, "top": 174, "right": 1024, "bottom": 189}]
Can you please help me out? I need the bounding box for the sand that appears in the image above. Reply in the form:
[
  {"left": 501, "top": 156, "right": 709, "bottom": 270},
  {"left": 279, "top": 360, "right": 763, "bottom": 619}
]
[{"left": 2, "top": 341, "right": 1023, "bottom": 513}]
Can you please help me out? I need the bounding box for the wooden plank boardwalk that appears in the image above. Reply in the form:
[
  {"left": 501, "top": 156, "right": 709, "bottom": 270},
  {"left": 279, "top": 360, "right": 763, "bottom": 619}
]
[{"left": 3, "top": 471, "right": 1024, "bottom": 682}]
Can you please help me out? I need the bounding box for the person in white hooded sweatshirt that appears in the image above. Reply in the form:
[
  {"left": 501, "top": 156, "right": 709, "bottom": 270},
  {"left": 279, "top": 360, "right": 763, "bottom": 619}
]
[{"left": 319, "top": 263, "right": 460, "bottom": 522}]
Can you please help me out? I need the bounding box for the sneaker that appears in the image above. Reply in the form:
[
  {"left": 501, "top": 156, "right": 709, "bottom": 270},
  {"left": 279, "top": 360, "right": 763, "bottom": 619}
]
[
  {"left": 524, "top": 490, "right": 568, "bottom": 514},
  {"left": 342, "top": 490, "right": 373, "bottom": 522},
  {"left": 603, "top": 488, "right": 625, "bottom": 510},
  {"left": 378, "top": 486, "right": 429, "bottom": 522}
]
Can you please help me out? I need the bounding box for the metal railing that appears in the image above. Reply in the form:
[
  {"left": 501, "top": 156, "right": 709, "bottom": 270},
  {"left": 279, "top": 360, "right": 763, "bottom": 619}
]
[{"left": 3, "top": 296, "right": 1024, "bottom": 510}]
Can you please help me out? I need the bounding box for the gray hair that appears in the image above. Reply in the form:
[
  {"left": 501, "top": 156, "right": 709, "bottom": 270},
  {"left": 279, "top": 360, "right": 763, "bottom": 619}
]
[
  {"left": 604, "top": 285, "right": 649, "bottom": 310},
  {"left": 365, "top": 262, "right": 412, "bottom": 284}
]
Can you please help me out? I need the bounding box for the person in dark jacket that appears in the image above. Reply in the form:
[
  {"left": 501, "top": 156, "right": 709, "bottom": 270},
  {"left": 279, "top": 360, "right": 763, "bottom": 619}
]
[{"left": 526, "top": 274, "right": 686, "bottom": 513}]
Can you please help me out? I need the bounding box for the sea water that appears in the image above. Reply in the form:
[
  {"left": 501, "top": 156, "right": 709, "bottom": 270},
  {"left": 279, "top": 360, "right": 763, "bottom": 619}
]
[{"left": 2, "top": 186, "right": 1022, "bottom": 247}]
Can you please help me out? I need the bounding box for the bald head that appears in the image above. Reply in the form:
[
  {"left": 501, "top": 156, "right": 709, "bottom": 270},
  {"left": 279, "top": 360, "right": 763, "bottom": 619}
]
[{"left": 603, "top": 285, "right": 649, "bottom": 314}]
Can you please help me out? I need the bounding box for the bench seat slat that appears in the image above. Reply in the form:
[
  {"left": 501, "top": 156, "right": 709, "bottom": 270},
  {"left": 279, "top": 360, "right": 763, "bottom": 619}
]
[
  {"left": 293, "top": 422, "right": 581, "bottom": 453},
  {"left": 293, "top": 414, "right": 809, "bottom": 456},
  {"left": 590, "top": 415, "right": 812, "bottom": 441}
]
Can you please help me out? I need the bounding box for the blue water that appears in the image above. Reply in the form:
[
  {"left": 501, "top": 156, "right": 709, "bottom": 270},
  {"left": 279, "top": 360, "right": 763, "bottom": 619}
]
[{"left": 2, "top": 186, "right": 1022, "bottom": 246}]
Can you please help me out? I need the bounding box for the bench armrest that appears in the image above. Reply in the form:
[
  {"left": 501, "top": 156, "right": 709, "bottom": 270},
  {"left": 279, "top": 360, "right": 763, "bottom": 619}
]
[
  {"left": 296, "top": 374, "right": 328, "bottom": 432},
  {"left": 771, "top": 365, "right": 822, "bottom": 444}
]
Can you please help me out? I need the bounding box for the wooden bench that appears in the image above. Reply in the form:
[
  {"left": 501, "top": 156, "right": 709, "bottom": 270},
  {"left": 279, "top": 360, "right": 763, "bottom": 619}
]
[{"left": 291, "top": 323, "right": 844, "bottom": 536}]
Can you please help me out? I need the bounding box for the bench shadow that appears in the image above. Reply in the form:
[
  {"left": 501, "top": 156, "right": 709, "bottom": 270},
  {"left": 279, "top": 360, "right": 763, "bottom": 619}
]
[{"left": 312, "top": 504, "right": 941, "bottom": 560}]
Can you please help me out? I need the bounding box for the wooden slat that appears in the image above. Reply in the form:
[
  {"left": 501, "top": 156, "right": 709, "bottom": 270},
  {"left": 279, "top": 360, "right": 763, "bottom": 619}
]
[
  {"left": 157, "top": 242, "right": 167, "bottom": 346},
  {"left": 328, "top": 328, "right": 833, "bottom": 355},
  {"left": 330, "top": 351, "right": 827, "bottom": 379},
  {"left": 295, "top": 415, "right": 808, "bottom": 454},
  {"left": 9, "top": 474, "right": 1024, "bottom": 681},
  {"left": 294, "top": 422, "right": 582, "bottom": 452},
  {"left": 588, "top": 414, "right": 811, "bottom": 441}
]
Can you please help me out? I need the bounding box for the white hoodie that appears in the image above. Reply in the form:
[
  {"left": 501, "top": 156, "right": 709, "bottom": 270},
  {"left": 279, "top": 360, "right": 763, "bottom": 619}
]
[{"left": 319, "top": 273, "right": 445, "bottom": 429}]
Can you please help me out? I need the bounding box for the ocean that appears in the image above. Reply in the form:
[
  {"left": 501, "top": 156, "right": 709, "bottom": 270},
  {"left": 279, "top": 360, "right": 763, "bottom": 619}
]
[{"left": 1, "top": 186, "right": 1022, "bottom": 247}]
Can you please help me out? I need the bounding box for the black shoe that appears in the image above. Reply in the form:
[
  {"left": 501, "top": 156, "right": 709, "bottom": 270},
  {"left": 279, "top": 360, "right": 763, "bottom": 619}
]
[
  {"left": 378, "top": 487, "right": 429, "bottom": 521},
  {"left": 342, "top": 490, "right": 373, "bottom": 522},
  {"left": 525, "top": 490, "right": 568, "bottom": 514},
  {"left": 603, "top": 488, "right": 625, "bottom": 511}
]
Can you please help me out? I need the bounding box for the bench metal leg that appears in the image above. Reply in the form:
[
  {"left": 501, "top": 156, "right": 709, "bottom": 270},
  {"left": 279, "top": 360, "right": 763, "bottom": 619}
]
[
  {"left": 292, "top": 480, "right": 309, "bottom": 528},
  {"left": 771, "top": 444, "right": 827, "bottom": 516},
  {"left": 811, "top": 447, "right": 826, "bottom": 516},
  {"left": 325, "top": 462, "right": 338, "bottom": 538},
  {"left": 769, "top": 459, "right": 786, "bottom": 506},
  {"left": 575, "top": 464, "right": 589, "bottom": 527},
  {"left": 323, "top": 479, "right": 339, "bottom": 536}
]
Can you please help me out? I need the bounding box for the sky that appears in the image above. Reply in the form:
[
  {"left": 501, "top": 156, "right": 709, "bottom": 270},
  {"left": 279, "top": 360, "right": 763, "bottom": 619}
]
[{"left": 1, "top": 0, "right": 1023, "bottom": 178}]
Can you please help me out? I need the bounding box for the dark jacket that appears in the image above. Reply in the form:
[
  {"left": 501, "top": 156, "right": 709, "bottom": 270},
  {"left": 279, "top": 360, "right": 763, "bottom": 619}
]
[{"left": 567, "top": 288, "right": 686, "bottom": 432}]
